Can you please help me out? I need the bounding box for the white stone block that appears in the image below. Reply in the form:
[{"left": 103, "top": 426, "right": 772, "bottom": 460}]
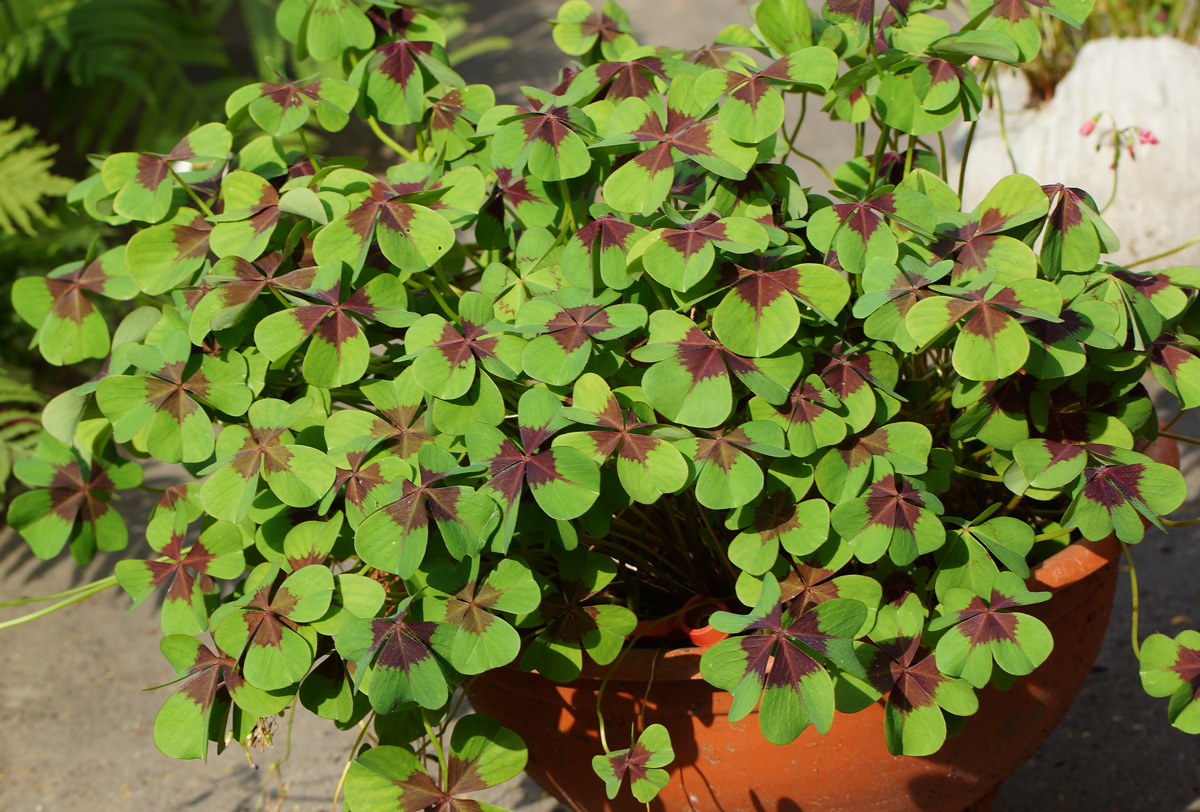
[{"left": 953, "top": 36, "right": 1200, "bottom": 269}]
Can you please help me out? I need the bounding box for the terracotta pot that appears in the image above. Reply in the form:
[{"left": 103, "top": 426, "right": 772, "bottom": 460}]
[
  {"left": 678, "top": 597, "right": 727, "bottom": 649},
  {"left": 468, "top": 441, "right": 1177, "bottom": 812}
]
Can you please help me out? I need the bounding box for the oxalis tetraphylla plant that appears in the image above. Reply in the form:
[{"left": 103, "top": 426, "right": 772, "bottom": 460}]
[{"left": 6, "top": 0, "right": 1200, "bottom": 807}]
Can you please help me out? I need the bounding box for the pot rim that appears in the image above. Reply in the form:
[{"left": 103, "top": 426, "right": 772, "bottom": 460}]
[{"left": 570, "top": 534, "right": 1121, "bottom": 683}]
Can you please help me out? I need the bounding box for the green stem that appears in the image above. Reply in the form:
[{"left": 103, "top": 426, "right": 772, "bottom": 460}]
[
  {"left": 1126, "top": 234, "right": 1200, "bottom": 269},
  {"left": 1120, "top": 540, "right": 1141, "bottom": 659},
  {"left": 642, "top": 274, "right": 672, "bottom": 311},
  {"left": 283, "top": 696, "right": 298, "bottom": 760},
  {"left": 1163, "top": 516, "right": 1200, "bottom": 527},
  {"left": 594, "top": 604, "right": 695, "bottom": 754},
  {"left": 786, "top": 144, "right": 834, "bottom": 184},
  {"left": 781, "top": 98, "right": 805, "bottom": 169},
  {"left": 1160, "top": 409, "right": 1186, "bottom": 434},
  {"left": 636, "top": 649, "right": 661, "bottom": 732},
  {"left": 868, "top": 123, "right": 892, "bottom": 191},
  {"left": 168, "top": 165, "right": 214, "bottom": 217},
  {"left": 1033, "top": 525, "right": 1074, "bottom": 542},
  {"left": 413, "top": 274, "right": 458, "bottom": 321},
  {"left": 332, "top": 711, "right": 376, "bottom": 812},
  {"left": 421, "top": 709, "right": 448, "bottom": 786},
  {"left": 299, "top": 128, "right": 320, "bottom": 171},
  {"left": 938, "top": 130, "right": 949, "bottom": 182},
  {"left": 367, "top": 116, "right": 417, "bottom": 161},
  {"left": 0, "top": 576, "right": 118, "bottom": 629},
  {"left": 957, "top": 62, "right": 994, "bottom": 201},
  {"left": 267, "top": 283, "right": 293, "bottom": 309},
  {"left": 855, "top": 122, "right": 865, "bottom": 159},
  {"left": 433, "top": 260, "right": 461, "bottom": 296},
  {"left": 0, "top": 575, "right": 118, "bottom": 609},
  {"left": 1005, "top": 491, "right": 1025, "bottom": 514},
  {"left": 1157, "top": 430, "right": 1200, "bottom": 447},
  {"left": 952, "top": 465, "right": 1004, "bottom": 483},
  {"left": 1101, "top": 139, "right": 1121, "bottom": 214},
  {"left": 557, "top": 179, "right": 577, "bottom": 234},
  {"left": 903, "top": 134, "right": 916, "bottom": 176}
]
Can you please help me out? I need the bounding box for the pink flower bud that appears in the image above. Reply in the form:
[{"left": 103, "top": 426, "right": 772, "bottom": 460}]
[
  {"left": 1137, "top": 128, "right": 1159, "bottom": 145},
  {"left": 1079, "top": 119, "right": 1096, "bottom": 136}
]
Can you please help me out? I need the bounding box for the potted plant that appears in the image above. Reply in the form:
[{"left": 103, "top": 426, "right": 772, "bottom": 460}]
[{"left": 6, "top": 1, "right": 1200, "bottom": 811}]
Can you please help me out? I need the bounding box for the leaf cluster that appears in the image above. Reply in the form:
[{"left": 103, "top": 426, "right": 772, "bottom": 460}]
[{"left": 7, "top": 0, "right": 1200, "bottom": 806}]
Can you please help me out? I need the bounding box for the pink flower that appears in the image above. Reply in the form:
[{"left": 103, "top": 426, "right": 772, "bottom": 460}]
[
  {"left": 1079, "top": 118, "right": 1096, "bottom": 136},
  {"left": 1137, "top": 128, "right": 1159, "bottom": 145}
]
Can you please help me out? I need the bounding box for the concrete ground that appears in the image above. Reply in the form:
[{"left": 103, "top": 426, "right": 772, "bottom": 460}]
[{"left": 2, "top": 1, "right": 1199, "bottom": 810}]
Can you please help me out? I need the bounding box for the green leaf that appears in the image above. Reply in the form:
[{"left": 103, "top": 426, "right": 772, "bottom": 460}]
[
  {"left": 12, "top": 247, "right": 133, "bottom": 365},
  {"left": 277, "top": 0, "right": 374, "bottom": 62},
  {"left": 552, "top": 0, "right": 635, "bottom": 55},
  {"left": 345, "top": 715, "right": 527, "bottom": 812},
  {"left": 127, "top": 211, "right": 212, "bottom": 294},
  {"left": 930, "top": 572, "right": 1052, "bottom": 689},
  {"left": 1066, "top": 458, "right": 1186, "bottom": 543},
  {"left": 1140, "top": 631, "right": 1200, "bottom": 734},
  {"left": 9, "top": 432, "right": 142, "bottom": 563},
  {"left": 336, "top": 599, "right": 451, "bottom": 713},
  {"left": 592, "top": 724, "right": 674, "bottom": 803}
]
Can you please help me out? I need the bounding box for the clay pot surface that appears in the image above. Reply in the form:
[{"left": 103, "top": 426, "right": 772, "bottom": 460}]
[{"left": 471, "top": 536, "right": 1118, "bottom": 812}]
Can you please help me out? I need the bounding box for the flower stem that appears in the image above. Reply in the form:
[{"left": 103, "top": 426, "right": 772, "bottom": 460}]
[
  {"left": 1126, "top": 234, "right": 1200, "bottom": 269},
  {"left": 1101, "top": 146, "right": 1121, "bottom": 214},
  {"left": 993, "top": 68, "right": 1018, "bottom": 174}
]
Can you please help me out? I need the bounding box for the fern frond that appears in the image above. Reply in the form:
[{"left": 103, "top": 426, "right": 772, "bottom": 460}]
[
  {"left": 0, "top": 0, "right": 80, "bottom": 90},
  {"left": 2, "top": 0, "right": 239, "bottom": 154},
  {"left": 0, "top": 118, "right": 74, "bottom": 235}
]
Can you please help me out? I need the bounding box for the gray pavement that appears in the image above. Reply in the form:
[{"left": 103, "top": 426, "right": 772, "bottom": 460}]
[{"left": 2, "top": 2, "right": 1199, "bottom": 810}]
